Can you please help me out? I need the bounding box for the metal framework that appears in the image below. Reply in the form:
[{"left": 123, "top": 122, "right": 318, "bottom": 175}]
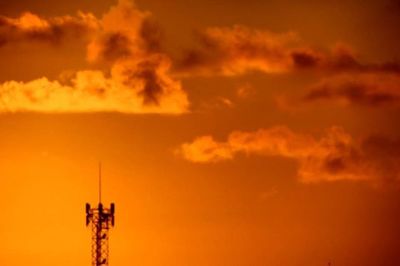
[
  {"left": 86, "top": 202, "right": 115, "bottom": 266},
  {"left": 86, "top": 164, "right": 115, "bottom": 266}
]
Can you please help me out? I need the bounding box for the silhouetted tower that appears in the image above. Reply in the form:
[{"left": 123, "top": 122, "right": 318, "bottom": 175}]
[{"left": 85, "top": 163, "right": 115, "bottom": 266}]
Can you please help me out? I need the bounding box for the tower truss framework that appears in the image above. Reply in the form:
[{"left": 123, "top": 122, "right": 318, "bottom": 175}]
[{"left": 86, "top": 202, "right": 115, "bottom": 266}]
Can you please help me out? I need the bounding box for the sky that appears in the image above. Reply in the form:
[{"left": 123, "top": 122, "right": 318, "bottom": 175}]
[{"left": 0, "top": 0, "right": 400, "bottom": 265}]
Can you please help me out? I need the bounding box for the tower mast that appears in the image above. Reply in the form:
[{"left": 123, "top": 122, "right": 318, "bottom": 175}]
[{"left": 86, "top": 164, "right": 115, "bottom": 266}]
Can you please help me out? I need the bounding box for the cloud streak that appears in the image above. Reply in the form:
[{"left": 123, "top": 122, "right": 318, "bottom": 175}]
[
  {"left": 304, "top": 73, "right": 400, "bottom": 107},
  {"left": 0, "top": 11, "right": 99, "bottom": 46},
  {"left": 176, "top": 25, "right": 400, "bottom": 77},
  {"left": 178, "top": 126, "right": 400, "bottom": 185}
]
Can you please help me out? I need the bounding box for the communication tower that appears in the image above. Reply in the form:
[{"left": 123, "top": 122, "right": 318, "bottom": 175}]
[{"left": 85, "top": 163, "right": 115, "bottom": 266}]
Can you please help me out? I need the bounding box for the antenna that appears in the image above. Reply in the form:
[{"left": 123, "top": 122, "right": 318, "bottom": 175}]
[
  {"left": 86, "top": 163, "right": 115, "bottom": 266},
  {"left": 99, "top": 162, "right": 102, "bottom": 203}
]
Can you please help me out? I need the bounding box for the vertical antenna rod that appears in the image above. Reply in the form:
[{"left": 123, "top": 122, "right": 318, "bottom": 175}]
[{"left": 99, "top": 162, "right": 102, "bottom": 203}]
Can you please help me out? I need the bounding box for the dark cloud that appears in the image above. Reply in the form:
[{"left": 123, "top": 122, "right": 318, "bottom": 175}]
[
  {"left": 91, "top": 32, "right": 132, "bottom": 62},
  {"left": 304, "top": 73, "right": 400, "bottom": 106},
  {"left": 176, "top": 25, "right": 296, "bottom": 76},
  {"left": 293, "top": 45, "right": 400, "bottom": 73},
  {"left": 87, "top": 16, "right": 163, "bottom": 63},
  {"left": 290, "top": 50, "right": 321, "bottom": 68},
  {"left": 122, "top": 58, "right": 164, "bottom": 105},
  {"left": 139, "top": 17, "right": 163, "bottom": 53}
]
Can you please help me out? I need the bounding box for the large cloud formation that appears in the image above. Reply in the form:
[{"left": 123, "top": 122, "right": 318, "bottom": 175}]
[
  {"left": 178, "top": 127, "right": 400, "bottom": 185},
  {"left": 1, "top": 1, "right": 398, "bottom": 113},
  {"left": 0, "top": 0, "right": 188, "bottom": 114}
]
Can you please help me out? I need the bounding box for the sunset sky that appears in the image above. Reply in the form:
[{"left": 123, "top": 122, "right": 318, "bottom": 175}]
[{"left": 0, "top": 0, "right": 400, "bottom": 265}]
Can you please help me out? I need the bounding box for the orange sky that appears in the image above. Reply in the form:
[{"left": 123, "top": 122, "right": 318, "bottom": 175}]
[{"left": 0, "top": 1, "right": 400, "bottom": 265}]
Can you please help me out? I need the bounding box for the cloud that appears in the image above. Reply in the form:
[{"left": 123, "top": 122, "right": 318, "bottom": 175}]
[
  {"left": 85, "top": 0, "right": 187, "bottom": 109},
  {"left": 290, "top": 44, "right": 360, "bottom": 70},
  {"left": 0, "top": 0, "right": 189, "bottom": 114},
  {"left": 0, "top": 11, "right": 99, "bottom": 46},
  {"left": 176, "top": 25, "right": 400, "bottom": 77},
  {"left": 110, "top": 54, "right": 188, "bottom": 109},
  {"left": 86, "top": 0, "right": 159, "bottom": 63},
  {"left": 179, "top": 135, "right": 234, "bottom": 163},
  {"left": 0, "top": 66, "right": 187, "bottom": 113},
  {"left": 176, "top": 25, "right": 298, "bottom": 76},
  {"left": 178, "top": 126, "right": 400, "bottom": 185},
  {"left": 304, "top": 73, "right": 400, "bottom": 107}
]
